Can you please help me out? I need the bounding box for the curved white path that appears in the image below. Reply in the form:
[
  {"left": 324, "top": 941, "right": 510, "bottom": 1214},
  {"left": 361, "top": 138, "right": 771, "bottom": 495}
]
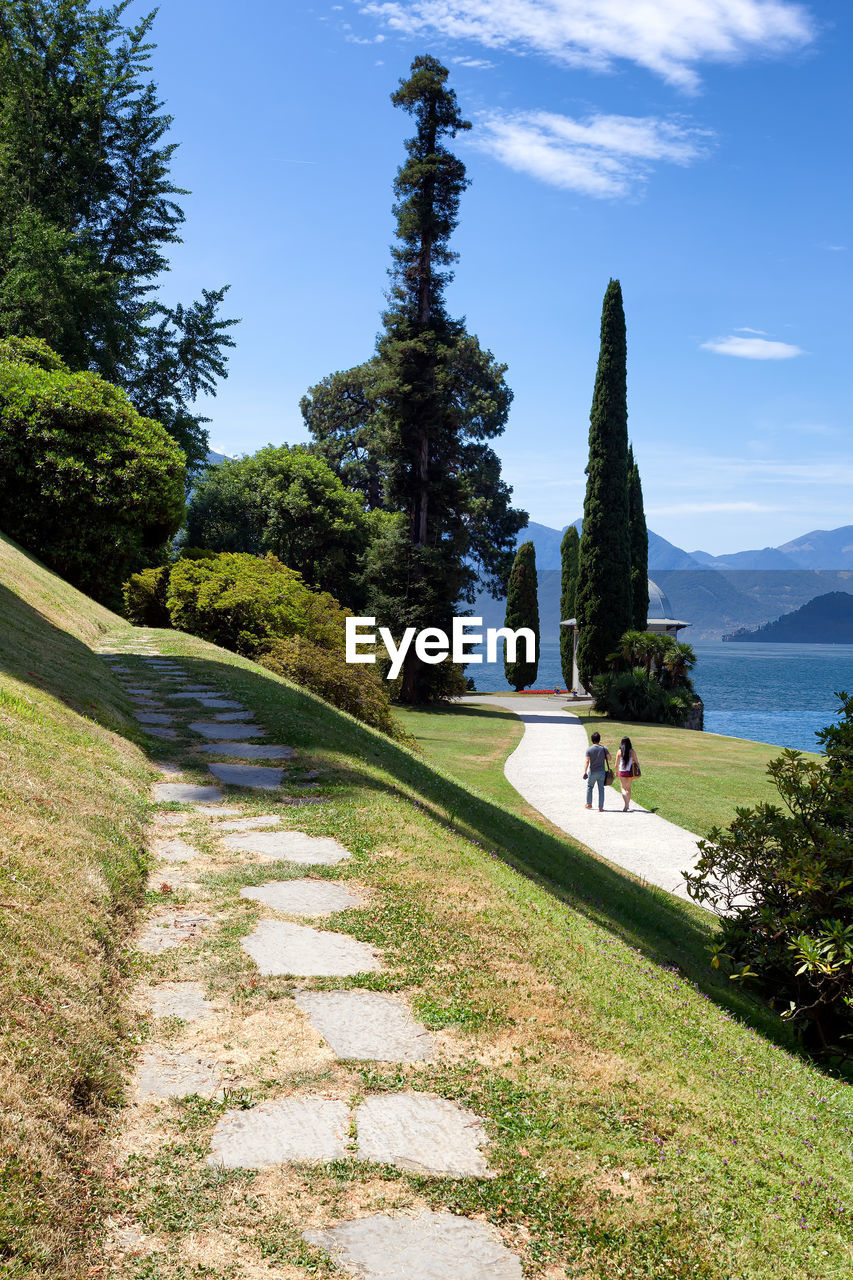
[{"left": 466, "top": 695, "right": 702, "bottom": 902}]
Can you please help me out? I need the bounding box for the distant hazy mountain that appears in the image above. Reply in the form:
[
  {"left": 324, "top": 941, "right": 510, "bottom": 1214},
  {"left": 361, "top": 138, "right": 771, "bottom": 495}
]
[
  {"left": 517, "top": 520, "right": 703, "bottom": 571},
  {"left": 725, "top": 591, "right": 853, "bottom": 643},
  {"left": 778, "top": 527, "right": 853, "bottom": 569}
]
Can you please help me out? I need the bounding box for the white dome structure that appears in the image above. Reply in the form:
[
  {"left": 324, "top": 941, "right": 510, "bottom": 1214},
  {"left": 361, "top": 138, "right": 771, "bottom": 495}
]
[{"left": 560, "top": 578, "right": 690, "bottom": 693}]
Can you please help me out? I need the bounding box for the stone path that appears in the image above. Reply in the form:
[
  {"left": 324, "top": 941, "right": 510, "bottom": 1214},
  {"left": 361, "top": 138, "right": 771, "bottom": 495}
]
[
  {"left": 465, "top": 693, "right": 703, "bottom": 901},
  {"left": 98, "top": 638, "right": 524, "bottom": 1278}
]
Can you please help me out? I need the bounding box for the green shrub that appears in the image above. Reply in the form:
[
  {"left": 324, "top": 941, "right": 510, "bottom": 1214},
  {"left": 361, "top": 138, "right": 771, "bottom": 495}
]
[
  {"left": 258, "top": 636, "right": 407, "bottom": 739},
  {"left": 685, "top": 694, "right": 853, "bottom": 1062},
  {"left": 166, "top": 552, "right": 347, "bottom": 656},
  {"left": 122, "top": 565, "right": 172, "bottom": 627},
  {"left": 592, "top": 668, "right": 693, "bottom": 726},
  {"left": 0, "top": 336, "right": 185, "bottom": 605}
]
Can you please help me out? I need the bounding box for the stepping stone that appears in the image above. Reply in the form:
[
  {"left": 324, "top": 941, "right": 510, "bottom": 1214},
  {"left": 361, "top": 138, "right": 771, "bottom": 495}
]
[
  {"left": 136, "top": 1047, "right": 222, "bottom": 1100},
  {"left": 148, "top": 982, "right": 214, "bottom": 1021},
  {"left": 146, "top": 727, "right": 177, "bottom": 740},
  {"left": 136, "top": 911, "right": 213, "bottom": 954},
  {"left": 154, "top": 812, "right": 188, "bottom": 828},
  {"left": 188, "top": 721, "right": 264, "bottom": 740},
  {"left": 241, "top": 880, "right": 361, "bottom": 916},
  {"left": 213, "top": 711, "right": 256, "bottom": 722},
  {"left": 199, "top": 742, "right": 294, "bottom": 760},
  {"left": 294, "top": 990, "right": 435, "bottom": 1061},
  {"left": 124, "top": 687, "right": 155, "bottom": 695},
  {"left": 154, "top": 762, "right": 183, "bottom": 777},
  {"left": 153, "top": 783, "right": 224, "bottom": 803},
  {"left": 166, "top": 690, "right": 216, "bottom": 699},
  {"left": 356, "top": 1095, "right": 492, "bottom": 1177},
  {"left": 195, "top": 698, "right": 246, "bottom": 710},
  {"left": 152, "top": 836, "right": 199, "bottom": 864},
  {"left": 208, "top": 1096, "right": 349, "bottom": 1169},
  {"left": 109, "top": 665, "right": 132, "bottom": 674},
  {"left": 135, "top": 712, "right": 174, "bottom": 725},
  {"left": 304, "top": 1211, "right": 522, "bottom": 1280},
  {"left": 241, "top": 919, "right": 380, "bottom": 977},
  {"left": 194, "top": 805, "right": 244, "bottom": 817},
  {"left": 217, "top": 814, "right": 281, "bottom": 832},
  {"left": 208, "top": 763, "right": 284, "bottom": 790},
  {"left": 221, "top": 830, "right": 349, "bottom": 864}
]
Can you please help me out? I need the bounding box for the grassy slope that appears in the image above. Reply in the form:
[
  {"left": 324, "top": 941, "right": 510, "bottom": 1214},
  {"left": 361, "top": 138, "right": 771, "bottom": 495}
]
[
  {"left": 1, "top": 538, "right": 851, "bottom": 1279},
  {"left": 0, "top": 535, "right": 152, "bottom": 1276}
]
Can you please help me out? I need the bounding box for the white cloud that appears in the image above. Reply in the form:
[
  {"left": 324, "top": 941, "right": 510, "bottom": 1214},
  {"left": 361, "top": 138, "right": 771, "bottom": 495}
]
[
  {"left": 360, "top": 0, "right": 813, "bottom": 90},
  {"left": 452, "top": 55, "right": 495, "bottom": 68},
  {"left": 700, "top": 334, "right": 804, "bottom": 359},
  {"left": 734, "top": 325, "right": 767, "bottom": 334},
  {"left": 472, "top": 110, "right": 709, "bottom": 197}
]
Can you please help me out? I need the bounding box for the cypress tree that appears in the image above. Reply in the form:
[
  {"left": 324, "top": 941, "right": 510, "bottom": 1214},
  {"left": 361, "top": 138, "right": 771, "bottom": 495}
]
[
  {"left": 504, "top": 541, "right": 539, "bottom": 691},
  {"left": 575, "top": 279, "right": 632, "bottom": 687},
  {"left": 559, "top": 525, "right": 580, "bottom": 688},
  {"left": 628, "top": 445, "right": 649, "bottom": 631}
]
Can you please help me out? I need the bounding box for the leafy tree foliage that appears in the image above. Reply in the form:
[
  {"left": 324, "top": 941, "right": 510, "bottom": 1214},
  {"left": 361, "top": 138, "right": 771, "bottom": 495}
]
[
  {"left": 628, "top": 445, "right": 649, "bottom": 631},
  {"left": 576, "top": 279, "right": 632, "bottom": 688},
  {"left": 303, "top": 56, "right": 526, "bottom": 702},
  {"left": 166, "top": 552, "right": 348, "bottom": 657},
  {"left": 0, "top": 1, "right": 235, "bottom": 468},
  {"left": 685, "top": 695, "right": 853, "bottom": 1062},
  {"left": 504, "top": 541, "right": 539, "bottom": 691},
  {"left": 0, "top": 335, "right": 184, "bottom": 604},
  {"left": 122, "top": 564, "right": 170, "bottom": 626},
  {"left": 259, "top": 637, "right": 403, "bottom": 740},
  {"left": 592, "top": 629, "right": 696, "bottom": 725},
  {"left": 184, "top": 446, "right": 370, "bottom": 607},
  {"left": 559, "top": 524, "right": 579, "bottom": 688}
]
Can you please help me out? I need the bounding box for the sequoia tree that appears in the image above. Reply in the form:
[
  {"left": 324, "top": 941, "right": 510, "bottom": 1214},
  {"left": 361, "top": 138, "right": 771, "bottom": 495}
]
[
  {"left": 575, "top": 279, "right": 632, "bottom": 687},
  {"left": 628, "top": 445, "right": 649, "bottom": 630},
  {"left": 304, "top": 56, "right": 526, "bottom": 702},
  {"left": 504, "top": 541, "right": 539, "bottom": 691},
  {"left": 0, "top": 1, "right": 235, "bottom": 468},
  {"left": 559, "top": 524, "right": 580, "bottom": 688}
]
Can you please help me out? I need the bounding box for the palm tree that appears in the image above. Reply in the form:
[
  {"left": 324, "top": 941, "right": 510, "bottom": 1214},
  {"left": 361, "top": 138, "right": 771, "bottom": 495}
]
[{"left": 663, "top": 641, "right": 696, "bottom": 688}]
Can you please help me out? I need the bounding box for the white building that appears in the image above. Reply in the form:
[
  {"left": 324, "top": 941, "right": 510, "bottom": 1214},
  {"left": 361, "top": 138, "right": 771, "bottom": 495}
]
[{"left": 562, "top": 578, "right": 689, "bottom": 695}]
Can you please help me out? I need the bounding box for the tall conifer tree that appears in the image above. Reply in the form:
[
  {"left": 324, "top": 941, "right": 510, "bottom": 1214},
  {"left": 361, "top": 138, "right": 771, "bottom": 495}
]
[
  {"left": 504, "top": 541, "right": 539, "bottom": 691},
  {"left": 576, "top": 279, "right": 632, "bottom": 687},
  {"left": 559, "top": 524, "right": 580, "bottom": 687},
  {"left": 628, "top": 445, "right": 649, "bottom": 631}
]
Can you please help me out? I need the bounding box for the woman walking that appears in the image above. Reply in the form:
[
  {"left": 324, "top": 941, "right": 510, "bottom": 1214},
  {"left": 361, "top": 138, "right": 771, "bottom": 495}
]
[
  {"left": 583, "top": 731, "right": 611, "bottom": 811},
  {"left": 615, "top": 736, "right": 640, "bottom": 811}
]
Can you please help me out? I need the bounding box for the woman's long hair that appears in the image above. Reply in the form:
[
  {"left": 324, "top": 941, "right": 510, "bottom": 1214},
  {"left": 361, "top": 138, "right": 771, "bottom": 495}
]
[{"left": 620, "top": 736, "right": 633, "bottom": 757}]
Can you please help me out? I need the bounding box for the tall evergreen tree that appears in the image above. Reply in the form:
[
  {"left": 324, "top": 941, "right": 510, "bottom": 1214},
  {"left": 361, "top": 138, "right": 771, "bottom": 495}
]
[
  {"left": 504, "top": 541, "right": 539, "bottom": 691},
  {"left": 0, "top": 1, "right": 236, "bottom": 468},
  {"left": 559, "top": 524, "right": 580, "bottom": 688},
  {"left": 575, "top": 279, "right": 632, "bottom": 687},
  {"left": 628, "top": 444, "right": 649, "bottom": 631},
  {"left": 305, "top": 56, "right": 525, "bottom": 703}
]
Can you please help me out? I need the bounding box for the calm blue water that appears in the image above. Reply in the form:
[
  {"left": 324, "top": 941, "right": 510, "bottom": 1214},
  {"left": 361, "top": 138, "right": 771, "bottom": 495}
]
[{"left": 467, "top": 640, "right": 853, "bottom": 753}]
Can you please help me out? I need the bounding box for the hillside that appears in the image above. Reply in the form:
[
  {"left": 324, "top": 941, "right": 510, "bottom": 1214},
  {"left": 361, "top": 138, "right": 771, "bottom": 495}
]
[
  {"left": 1, "top": 535, "right": 852, "bottom": 1278},
  {"left": 726, "top": 590, "right": 853, "bottom": 643}
]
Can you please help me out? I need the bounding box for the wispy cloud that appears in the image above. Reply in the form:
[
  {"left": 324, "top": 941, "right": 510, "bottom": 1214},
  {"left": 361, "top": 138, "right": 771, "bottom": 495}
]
[
  {"left": 734, "top": 325, "right": 767, "bottom": 334},
  {"left": 701, "top": 334, "right": 804, "bottom": 359},
  {"left": 473, "top": 111, "right": 710, "bottom": 197},
  {"left": 452, "top": 55, "right": 495, "bottom": 68},
  {"left": 360, "top": 0, "right": 814, "bottom": 90}
]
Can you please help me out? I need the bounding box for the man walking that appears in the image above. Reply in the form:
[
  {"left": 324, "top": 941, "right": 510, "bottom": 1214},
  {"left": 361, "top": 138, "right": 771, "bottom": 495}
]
[{"left": 583, "top": 731, "right": 611, "bottom": 811}]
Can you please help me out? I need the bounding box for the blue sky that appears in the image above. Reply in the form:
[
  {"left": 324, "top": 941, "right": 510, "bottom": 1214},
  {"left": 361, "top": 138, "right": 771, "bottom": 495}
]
[{"left": 137, "top": 0, "right": 850, "bottom": 554}]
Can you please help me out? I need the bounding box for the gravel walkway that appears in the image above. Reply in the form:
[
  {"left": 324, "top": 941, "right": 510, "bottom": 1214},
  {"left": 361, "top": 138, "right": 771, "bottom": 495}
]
[{"left": 466, "top": 695, "right": 703, "bottom": 901}]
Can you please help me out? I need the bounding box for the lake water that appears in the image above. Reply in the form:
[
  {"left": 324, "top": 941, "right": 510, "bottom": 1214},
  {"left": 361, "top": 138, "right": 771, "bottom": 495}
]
[{"left": 467, "top": 639, "right": 853, "bottom": 753}]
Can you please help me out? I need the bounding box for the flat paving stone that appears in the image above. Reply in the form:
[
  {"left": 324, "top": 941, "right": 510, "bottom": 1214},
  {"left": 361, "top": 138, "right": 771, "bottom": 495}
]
[
  {"left": 241, "top": 919, "right": 380, "bottom": 977},
  {"left": 199, "top": 742, "right": 294, "bottom": 759},
  {"left": 124, "top": 687, "right": 155, "bottom": 694},
  {"left": 136, "top": 1047, "right": 222, "bottom": 1100},
  {"left": 154, "top": 762, "right": 183, "bottom": 777},
  {"left": 304, "top": 1211, "right": 522, "bottom": 1280},
  {"left": 108, "top": 665, "right": 132, "bottom": 674},
  {"left": 208, "top": 763, "right": 284, "bottom": 789},
  {"left": 221, "top": 830, "right": 350, "bottom": 864},
  {"left": 194, "top": 804, "right": 245, "bottom": 817},
  {"left": 134, "top": 712, "right": 174, "bottom": 725},
  {"left": 146, "top": 727, "right": 177, "bottom": 740},
  {"left": 213, "top": 711, "right": 256, "bottom": 722},
  {"left": 293, "top": 990, "right": 435, "bottom": 1061},
  {"left": 241, "top": 880, "right": 361, "bottom": 916},
  {"left": 136, "top": 911, "right": 213, "bottom": 954},
  {"left": 188, "top": 721, "right": 265, "bottom": 740},
  {"left": 152, "top": 836, "right": 199, "bottom": 864},
  {"left": 195, "top": 698, "right": 247, "bottom": 710},
  {"left": 356, "top": 1094, "right": 492, "bottom": 1177},
  {"left": 154, "top": 812, "right": 189, "bottom": 828},
  {"left": 129, "top": 695, "right": 164, "bottom": 706},
  {"left": 148, "top": 982, "right": 214, "bottom": 1021},
  {"left": 153, "top": 783, "right": 224, "bottom": 803},
  {"left": 216, "top": 814, "right": 281, "bottom": 831},
  {"left": 166, "top": 690, "right": 216, "bottom": 699},
  {"left": 209, "top": 1096, "right": 349, "bottom": 1168}
]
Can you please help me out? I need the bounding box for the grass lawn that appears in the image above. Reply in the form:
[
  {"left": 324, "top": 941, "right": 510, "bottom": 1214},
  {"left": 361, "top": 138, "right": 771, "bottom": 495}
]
[{"left": 2, "top": 535, "right": 852, "bottom": 1280}]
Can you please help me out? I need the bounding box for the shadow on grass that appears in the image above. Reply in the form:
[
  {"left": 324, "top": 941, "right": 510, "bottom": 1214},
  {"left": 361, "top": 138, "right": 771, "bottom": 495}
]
[{"left": 163, "top": 647, "right": 803, "bottom": 1059}]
